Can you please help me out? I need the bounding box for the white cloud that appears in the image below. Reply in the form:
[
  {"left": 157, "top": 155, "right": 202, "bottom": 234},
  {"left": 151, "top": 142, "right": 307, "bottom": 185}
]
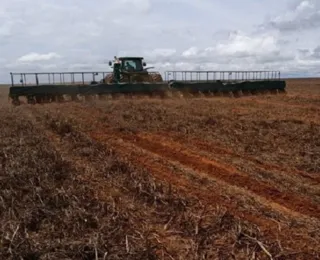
[
  {"left": 296, "top": 0, "right": 314, "bottom": 11},
  {"left": 265, "top": 0, "right": 320, "bottom": 32},
  {"left": 215, "top": 31, "right": 279, "bottom": 57},
  {"left": 17, "top": 52, "right": 61, "bottom": 63},
  {"left": 182, "top": 47, "right": 199, "bottom": 57}
]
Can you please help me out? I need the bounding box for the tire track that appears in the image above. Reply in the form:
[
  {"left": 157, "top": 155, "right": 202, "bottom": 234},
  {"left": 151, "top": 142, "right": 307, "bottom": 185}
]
[
  {"left": 34, "top": 102, "right": 320, "bottom": 253},
  {"left": 65, "top": 103, "right": 320, "bottom": 220},
  {"left": 74, "top": 110, "right": 320, "bottom": 250},
  {"left": 134, "top": 131, "right": 320, "bottom": 206},
  {"left": 156, "top": 131, "right": 320, "bottom": 184},
  {"left": 114, "top": 131, "right": 320, "bottom": 219}
]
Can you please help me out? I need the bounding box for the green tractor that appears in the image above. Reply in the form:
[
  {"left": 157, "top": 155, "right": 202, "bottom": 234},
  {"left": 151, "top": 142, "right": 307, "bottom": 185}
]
[{"left": 102, "top": 56, "right": 163, "bottom": 83}]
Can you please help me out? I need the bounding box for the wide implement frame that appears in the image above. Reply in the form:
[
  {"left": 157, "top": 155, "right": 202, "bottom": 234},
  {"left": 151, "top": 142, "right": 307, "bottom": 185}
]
[
  {"left": 8, "top": 70, "right": 286, "bottom": 105},
  {"left": 10, "top": 71, "right": 110, "bottom": 86},
  {"left": 164, "top": 70, "right": 281, "bottom": 82}
]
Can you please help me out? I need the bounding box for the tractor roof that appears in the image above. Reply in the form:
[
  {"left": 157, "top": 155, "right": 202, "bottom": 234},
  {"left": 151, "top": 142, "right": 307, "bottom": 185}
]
[{"left": 118, "top": 57, "right": 144, "bottom": 60}]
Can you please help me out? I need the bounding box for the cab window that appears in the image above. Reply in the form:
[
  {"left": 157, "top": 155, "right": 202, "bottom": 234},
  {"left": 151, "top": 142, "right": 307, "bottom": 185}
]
[{"left": 123, "top": 59, "right": 143, "bottom": 71}]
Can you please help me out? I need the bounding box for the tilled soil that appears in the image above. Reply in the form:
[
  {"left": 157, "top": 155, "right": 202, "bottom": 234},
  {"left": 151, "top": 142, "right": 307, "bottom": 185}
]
[{"left": 0, "top": 79, "right": 319, "bottom": 259}]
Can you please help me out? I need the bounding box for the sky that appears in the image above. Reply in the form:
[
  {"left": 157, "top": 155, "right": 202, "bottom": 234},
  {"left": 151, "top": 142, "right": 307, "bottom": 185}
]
[{"left": 1, "top": 0, "right": 320, "bottom": 83}]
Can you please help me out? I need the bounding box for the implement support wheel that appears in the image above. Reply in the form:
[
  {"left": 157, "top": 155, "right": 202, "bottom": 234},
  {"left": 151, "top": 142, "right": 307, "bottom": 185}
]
[{"left": 12, "top": 97, "right": 20, "bottom": 106}]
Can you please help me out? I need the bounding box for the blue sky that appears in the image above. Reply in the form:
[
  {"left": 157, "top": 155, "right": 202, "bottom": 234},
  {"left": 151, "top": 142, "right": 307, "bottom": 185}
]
[{"left": 1, "top": 0, "right": 320, "bottom": 83}]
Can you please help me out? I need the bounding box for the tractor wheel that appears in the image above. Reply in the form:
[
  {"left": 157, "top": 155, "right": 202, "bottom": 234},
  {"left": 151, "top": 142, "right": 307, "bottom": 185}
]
[
  {"left": 27, "top": 96, "right": 36, "bottom": 105},
  {"left": 35, "top": 95, "right": 43, "bottom": 104},
  {"left": 12, "top": 97, "right": 20, "bottom": 106}
]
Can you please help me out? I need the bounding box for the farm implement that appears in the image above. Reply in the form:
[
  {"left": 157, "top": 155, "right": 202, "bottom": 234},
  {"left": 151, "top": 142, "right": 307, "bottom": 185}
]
[{"left": 8, "top": 56, "right": 286, "bottom": 105}]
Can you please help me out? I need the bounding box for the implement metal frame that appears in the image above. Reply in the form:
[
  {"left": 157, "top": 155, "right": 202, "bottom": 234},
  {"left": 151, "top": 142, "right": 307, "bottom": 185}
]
[
  {"left": 10, "top": 70, "right": 282, "bottom": 87},
  {"left": 164, "top": 71, "right": 281, "bottom": 82},
  {"left": 10, "top": 71, "right": 111, "bottom": 87}
]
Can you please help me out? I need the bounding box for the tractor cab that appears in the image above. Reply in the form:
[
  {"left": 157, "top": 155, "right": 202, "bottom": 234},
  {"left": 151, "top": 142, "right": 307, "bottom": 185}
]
[
  {"left": 105, "top": 56, "right": 158, "bottom": 83},
  {"left": 109, "top": 57, "right": 147, "bottom": 73}
]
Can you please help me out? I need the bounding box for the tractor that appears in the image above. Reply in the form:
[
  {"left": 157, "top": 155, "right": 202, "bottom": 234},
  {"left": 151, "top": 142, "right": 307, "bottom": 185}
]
[{"left": 101, "top": 56, "right": 163, "bottom": 84}]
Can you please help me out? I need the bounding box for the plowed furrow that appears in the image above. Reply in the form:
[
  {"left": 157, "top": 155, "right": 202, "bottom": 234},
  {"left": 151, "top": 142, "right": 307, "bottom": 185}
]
[
  {"left": 67, "top": 103, "right": 320, "bottom": 220},
  {"left": 22, "top": 105, "right": 191, "bottom": 257},
  {"left": 149, "top": 132, "right": 320, "bottom": 204},
  {"left": 134, "top": 131, "right": 320, "bottom": 205},
  {"left": 111, "top": 131, "right": 320, "bottom": 219},
  {"left": 35, "top": 102, "right": 320, "bottom": 253},
  {"left": 160, "top": 132, "right": 320, "bottom": 184},
  {"left": 84, "top": 120, "right": 320, "bottom": 250}
]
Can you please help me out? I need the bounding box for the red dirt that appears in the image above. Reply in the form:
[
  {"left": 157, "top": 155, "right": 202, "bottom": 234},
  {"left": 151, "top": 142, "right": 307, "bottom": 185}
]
[
  {"left": 1, "top": 79, "right": 320, "bottom": 259},
  {"left": 36, "top": 99, "right": 320, "bottom": 249},
  {"left": 162, "top": 132, "right": 320, "bottom": 183}
]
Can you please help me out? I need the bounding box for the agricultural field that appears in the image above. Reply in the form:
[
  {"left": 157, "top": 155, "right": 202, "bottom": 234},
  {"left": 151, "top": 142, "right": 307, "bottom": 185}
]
[{"left": 0, "top": 79, "right": 319, "bottom": 259}]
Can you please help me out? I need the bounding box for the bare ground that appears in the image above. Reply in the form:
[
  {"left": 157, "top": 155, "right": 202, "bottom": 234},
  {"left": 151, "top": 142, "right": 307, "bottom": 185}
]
[{"left": 0, "top": 79, "right": 319, "bottom": 259}]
